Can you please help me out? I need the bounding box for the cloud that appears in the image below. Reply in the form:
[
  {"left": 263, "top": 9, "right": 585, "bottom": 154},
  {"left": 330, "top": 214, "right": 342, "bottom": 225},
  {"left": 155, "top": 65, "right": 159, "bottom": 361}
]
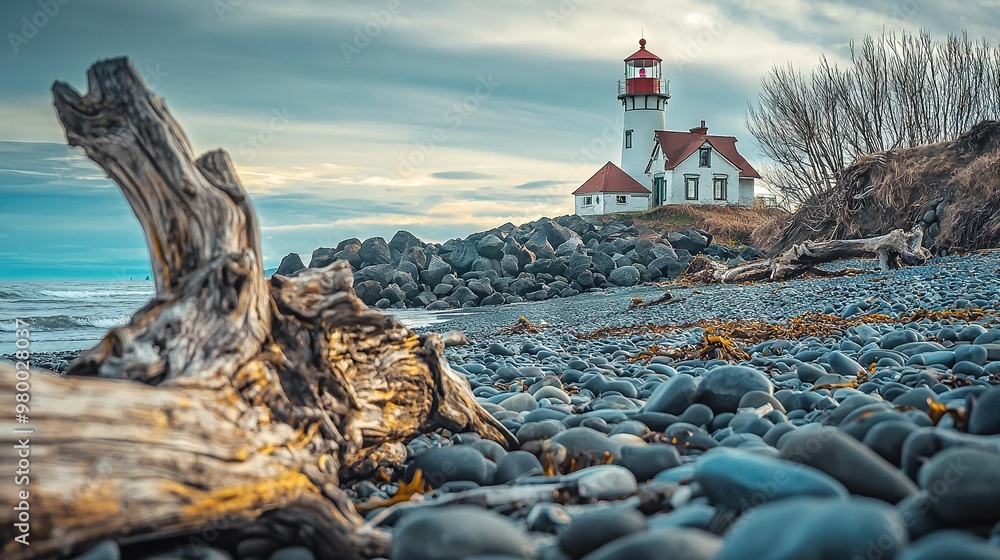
[
  {"left": 514, "top": 180, "right": 569, "bottom": 190},
  {"left": 430, "top": 171, "right": 498, "bottom": 180},
  {"left": 0, "top": 0, "right": 994, "bottom": 278}
]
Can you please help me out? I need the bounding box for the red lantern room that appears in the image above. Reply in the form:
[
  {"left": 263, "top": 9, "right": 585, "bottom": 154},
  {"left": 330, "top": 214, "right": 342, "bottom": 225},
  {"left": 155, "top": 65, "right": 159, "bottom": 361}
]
[{"left": 620, "top": 38, "right": 665, "bottom": 95}]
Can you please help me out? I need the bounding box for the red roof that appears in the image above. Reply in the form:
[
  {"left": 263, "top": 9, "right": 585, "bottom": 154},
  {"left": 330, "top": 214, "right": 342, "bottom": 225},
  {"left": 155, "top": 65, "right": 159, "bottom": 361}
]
[
  {"left": 625, "top": 38, "right": 662, "bottom": 63},
  {"left": 573, "top": 162, "right": 651, "bottom": 195},
  {"left": 649, "top": 129, "right": 761, "bottom": 178}
]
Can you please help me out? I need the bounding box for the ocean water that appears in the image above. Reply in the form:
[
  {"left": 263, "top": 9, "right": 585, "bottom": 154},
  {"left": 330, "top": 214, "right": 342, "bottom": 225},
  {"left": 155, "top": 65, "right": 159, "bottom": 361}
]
[{"left": 0, "top": 279, "right": 454, "bottom": 353}]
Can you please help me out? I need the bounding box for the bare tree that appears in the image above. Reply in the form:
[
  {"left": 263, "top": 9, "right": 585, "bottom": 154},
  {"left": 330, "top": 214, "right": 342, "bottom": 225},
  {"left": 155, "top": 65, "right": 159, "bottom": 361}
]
[{"left": 748, "top": 30, "right": 1000, "bottom": 206}]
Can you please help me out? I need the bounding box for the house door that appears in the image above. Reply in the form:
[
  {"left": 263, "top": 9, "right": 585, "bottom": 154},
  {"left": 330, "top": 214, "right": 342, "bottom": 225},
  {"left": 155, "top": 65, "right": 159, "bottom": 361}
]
[{"left": 653, "top": 176, "right": 665, "bottom": 206}]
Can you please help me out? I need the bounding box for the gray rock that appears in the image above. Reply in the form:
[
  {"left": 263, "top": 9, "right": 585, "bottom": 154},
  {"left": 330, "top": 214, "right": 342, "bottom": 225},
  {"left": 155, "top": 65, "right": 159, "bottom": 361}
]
[
  {"left": 359, "top": 236, "right": 391, "bottom": 265},
  {"left": 420, "top": 255, "right": 453, "bottom": 286},
  {"left": 388, "top": 230, "right": 422, "bottom": 255},
  {"left": 716, "top": 497, "right": 907, "bottom": 560},
  {"left": 477, "top": 234, "right": 506, "bottom": 259},
  {"left": 444, "top": 241, "right": 480, "bottom": 274},
  {"left": 405, "top": 446, "right": 492, "bottom": 488},
  {"left": 275, "top": 252, "right": 306, "bottom": 275},
  {"left": 697, "top": 365, "right": 773, "bottom": 414},
  {"left": 917, "top": 446, "right": 1000, "bottom": 526},
  {"left": 608, "top": 266, "right": 640, "bottom": 287},
  {"left": 558, "top": 507, "right": 647, "bottom": 560},
  {"left": 778, "top": 426, "right": 918, "bottom": 504},
  {"left": 494, "top": 451, "right": 544, "bottom": 484},
  {"left": 643, "top": 375, "right": 700, "bottom": 416},
  {"left": 391, "top": 506, "right": 533, "bottom": 560},
  {"left": 694, "top": 448, "right": 847, "bottom": 511},
  {"left": 401, "top": 245, "right": 428, "bottom": 270},
  {"left": 308, "top": 247, "right": 338, "bottom": 269},
  {"left": 581, "top": 528, "right": 721, "bottom": 560}
]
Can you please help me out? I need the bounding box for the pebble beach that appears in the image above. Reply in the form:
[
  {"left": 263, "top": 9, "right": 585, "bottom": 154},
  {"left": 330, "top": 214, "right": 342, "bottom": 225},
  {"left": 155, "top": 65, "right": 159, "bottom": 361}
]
[{"left": 43, "top": 249, "right": 1000, "bottom": 559}]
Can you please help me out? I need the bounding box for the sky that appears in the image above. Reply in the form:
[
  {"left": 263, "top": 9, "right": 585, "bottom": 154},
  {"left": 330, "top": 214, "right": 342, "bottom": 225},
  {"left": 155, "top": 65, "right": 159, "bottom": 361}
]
[{"left": 0, "top": 0, "right": 996, "bottom": 279}]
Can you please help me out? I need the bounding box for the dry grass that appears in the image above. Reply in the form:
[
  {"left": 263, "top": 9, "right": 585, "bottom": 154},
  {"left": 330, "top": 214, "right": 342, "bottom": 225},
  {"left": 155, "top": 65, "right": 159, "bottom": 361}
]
[
  {"left": 593, "top": 204, "right": 791, "bottom": 250},
  {"left": 772, "top": 120, "right": 1000, "bottom": 254}
]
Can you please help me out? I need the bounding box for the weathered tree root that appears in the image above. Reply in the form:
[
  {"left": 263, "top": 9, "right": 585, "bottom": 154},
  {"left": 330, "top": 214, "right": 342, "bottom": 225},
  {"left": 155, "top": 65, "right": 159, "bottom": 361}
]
[{"left": 0, "top": 57, "right": 514, "bottom": 560}]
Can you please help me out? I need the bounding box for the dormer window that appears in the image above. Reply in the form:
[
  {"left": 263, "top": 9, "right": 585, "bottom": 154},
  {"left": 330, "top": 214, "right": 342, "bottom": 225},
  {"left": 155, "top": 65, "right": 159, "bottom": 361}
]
[{"left": 699, "top": 147, "right": 711, "bottom": 167}]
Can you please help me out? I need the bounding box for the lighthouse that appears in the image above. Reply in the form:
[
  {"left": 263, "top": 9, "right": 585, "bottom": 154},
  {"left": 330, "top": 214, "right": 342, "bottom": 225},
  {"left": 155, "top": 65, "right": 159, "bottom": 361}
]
[{"left": 618, "top": 38, "right": 669, "bottom": 189}]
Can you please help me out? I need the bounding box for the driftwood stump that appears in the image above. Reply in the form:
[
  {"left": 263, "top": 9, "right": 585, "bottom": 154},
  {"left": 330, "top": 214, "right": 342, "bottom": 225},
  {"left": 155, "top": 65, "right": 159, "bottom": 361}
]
[
  {"left": 682, "top": 226, "right": 932, "bottom": 284},
  {"left": 0, "top": 58, "right": 514, "bottom": 560}
]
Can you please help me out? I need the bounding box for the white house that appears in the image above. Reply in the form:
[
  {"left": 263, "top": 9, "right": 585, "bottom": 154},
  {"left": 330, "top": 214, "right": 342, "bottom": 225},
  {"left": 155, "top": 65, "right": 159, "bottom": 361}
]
[
  {"left": 572, "top": 161, "right": 651, "bottom": 216},
  {"left": 645, "top": 122, "right": 760, "bottom": 206}
]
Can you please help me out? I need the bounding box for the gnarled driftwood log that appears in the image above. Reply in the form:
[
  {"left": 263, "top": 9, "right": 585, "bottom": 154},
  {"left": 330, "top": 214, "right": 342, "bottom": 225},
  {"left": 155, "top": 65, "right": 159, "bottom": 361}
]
[
  {"left": 682, "top": 226, "right": 932, "bottom": 284},
  {"left": 0, "top": 58, "right": 514, "bottom": 560}
]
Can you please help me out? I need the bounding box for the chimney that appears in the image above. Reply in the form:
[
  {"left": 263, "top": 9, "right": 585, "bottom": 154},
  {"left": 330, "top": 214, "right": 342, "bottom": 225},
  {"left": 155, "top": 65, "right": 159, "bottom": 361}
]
[{"left": 689, "top": 120, "right": 708, "bottom": 135}]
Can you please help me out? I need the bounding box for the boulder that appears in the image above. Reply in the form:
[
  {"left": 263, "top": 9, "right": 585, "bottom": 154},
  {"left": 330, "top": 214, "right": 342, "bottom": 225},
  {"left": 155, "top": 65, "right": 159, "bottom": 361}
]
[
  {"left": 500, "top": 254, "right": 520, "bottom": 277},
  {"left": 608, "top": 266, "right": 640, "bottom": 287},
  {"left": 359, "top": 237, "right": 392, "bottom": 265},
  {"left": 420, "top": 256, "right": 452, "bottom": 287},
  {"left": 307, "top": 247, "right": 336, "bottom": 269},
  {"left": 275, "top": 253, "right": 306, "bottom": 276},
  {"left": 388, "top": 230, "right": 422, "bottom": 255},
  {"left": 592, "top": 251, "right": 617, "bottom": 277},
  {"left": 476, "top": 234, "right": 506, "bottom": 260},
  {"left": 530, "top": 217, "right": 577, "bottom": 248},
  {"left": 400, "top": 245, "right": 428, "bottom": 270},
  {"left": 354, "top": 280, "right": 383, "bottom": 303},
  {"left": 668, "top": 229, "right": 711, "bottom": 254},
  {"left": 443, "top": 241, "right": 479, "bottom": 274},
  {"left": 555, "top": 236, "right": 585, "bottom": 257},
  {"left": 525, "top": 231, "right": 557, "bottom": 260},
  {"left": 336, "top": 237, "right": 361, "bottom": 251}
]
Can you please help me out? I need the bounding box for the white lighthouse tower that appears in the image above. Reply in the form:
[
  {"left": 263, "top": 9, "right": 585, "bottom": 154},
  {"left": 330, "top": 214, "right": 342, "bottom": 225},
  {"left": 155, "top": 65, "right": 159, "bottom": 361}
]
[{"left": 618, "top": 38, "right": 669, "bottom": 189}]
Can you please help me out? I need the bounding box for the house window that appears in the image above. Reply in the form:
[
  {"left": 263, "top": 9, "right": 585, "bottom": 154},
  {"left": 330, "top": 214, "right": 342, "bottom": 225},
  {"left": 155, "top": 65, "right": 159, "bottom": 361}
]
[
  {"left": 624, "top": 130, "right": 632, "bottom": 149},
  {"left": 699, "top": 147, "right": 711, "bottom": 167},
  {"left": 583, "top": 196, "right": 593, "bottom": 205},
  {"left": 616, "top": 195, "right": 627, "bottom": 204},
  {"left": 713, "top": 177, "right": 728, "bottom": 200},
  {"left": 685, "top": 176, "right": 699, "bottom": 200}
]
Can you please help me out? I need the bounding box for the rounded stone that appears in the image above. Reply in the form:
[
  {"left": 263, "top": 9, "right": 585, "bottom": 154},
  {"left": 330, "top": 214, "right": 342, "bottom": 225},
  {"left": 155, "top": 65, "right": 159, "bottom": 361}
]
[
  {"left": 697, "top": 366, "right": 773, "bottom": 414},
  {"left": 391, "top": 506, "right": 533, "bottom": 560},
  {"left": 693, "top": 448, "right": 847, "bottom": 511},
  {"left": 968, "top": 390, "right": 1000, "bottom": 435},
  {"left": 715, "top": 497, "right": 907, "bottom": 560},
  {"left": 516, "top": 419, "right": 565, "bottom": 442},
  {"left": 643, "top": 375, "right": 700, "bottom": 415},
  {"left": 580, "top": 528, "right": 722, "bottom": 560},
  {"left": 557, "top": 507, "right": 646, "bottom": 560},
  {"left": 405, "top": 445, "right": 491, "bottom": 488},
  {"left": 778, "top": 426, "right": 918, "bottom": 504},
  {"left": 494, "top": 450, "right": 544, "bottom": 484},
  {"left": 917, "top": 446, "right": 1000, "bottom": 526},
  {"left": 614, "top": 444, "right": 681, "bottom": 481},
  {"left": 897, "top": 530, "right": 1000, "bottom": 560},
  {"left": 499, "top": 393, "right": 538, "bottom": 412}
]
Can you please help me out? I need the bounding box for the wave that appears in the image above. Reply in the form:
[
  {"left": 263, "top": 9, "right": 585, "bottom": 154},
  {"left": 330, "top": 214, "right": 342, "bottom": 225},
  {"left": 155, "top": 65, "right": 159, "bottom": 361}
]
[
  {"left": 0, "top": 288, "right": 153, "bottom": 301},
  {"left": 0, "top": 314, "right": 133, "bottom": 332}
]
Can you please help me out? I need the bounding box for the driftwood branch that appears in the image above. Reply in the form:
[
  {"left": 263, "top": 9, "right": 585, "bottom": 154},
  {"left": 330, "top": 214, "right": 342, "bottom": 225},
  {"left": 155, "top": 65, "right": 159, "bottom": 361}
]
[
  {"left": 683, "top": 226, "right": 931, "bottom": 284},
  {"left": 0, "top": 57, "right": 514, "bottom": 560}
]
